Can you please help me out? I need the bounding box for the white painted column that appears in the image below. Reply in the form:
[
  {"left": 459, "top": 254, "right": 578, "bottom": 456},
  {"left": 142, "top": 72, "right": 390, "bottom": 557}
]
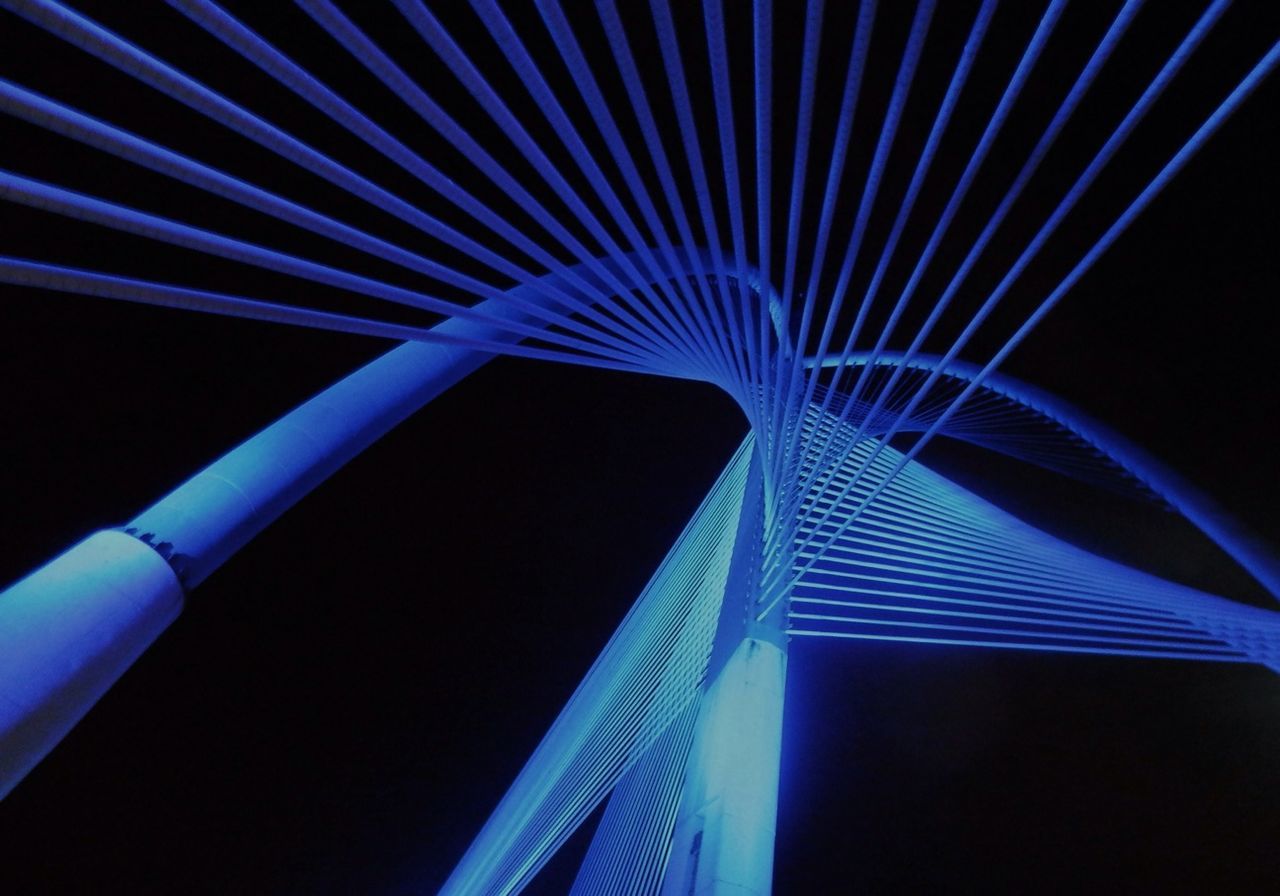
[
  {"left": 0, "top": 530, "right": 184, "bottom": 798},
  {"left": 662, "top": 636, "right": 788, "bottom": 896}
]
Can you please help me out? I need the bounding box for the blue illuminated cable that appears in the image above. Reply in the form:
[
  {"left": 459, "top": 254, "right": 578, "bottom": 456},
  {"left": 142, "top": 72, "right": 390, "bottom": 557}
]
[
  {"left": 788, "top": 565, "right": 1269, "bottom": 660},
  {"left": 443, "top": 441, "right": 751, "bottom": 895},
  {"left": 785, "top": 0, "right": 998, "bottom": 522},
  {"left": 770, "top": 0, "right": 876, "bottom": 500},
  {"left": 802, "top": 546, "right": 1204, "bottom": 614},
  {"left": 529, "top": 0, "right": 730, "bottom": 384},
  {"left": 0, "top": 79, "right": 670, "bottom": 369},
  {"left": 298, "top": 0, "right": 696, "bottom": 371},
  {"left": 4, "top": 0, "right": 505, "bottom": 266},
  {"left": 327, "top": 1, "right": 701, "bottom": 376},
  {"left": 0, "top": 170, "right": 700, "bottom": 374},
  {"left": 0, "top": 257, "right": 669, "bottom": 375},
  {"left": 798, "top": 574, "right": 1197, "bottom": 621},
  {"left": 782, "top": 0, "right": 1242, "bottom": 578},
  {"left": 797, "top": 560, "right": 1210, "bottom": 617},
  {"left": 491, "top": 642, "right": 692, "bottom": 892},
  {"left": 788, "top": 615, "right": 1232, "bottom": 657},
  {"left": 801, "top": 507, "right": 1240, "bottom": 625},
  {"left": 705, "top": 0, "right": 768, "bottom": 431},
  {"left": 812, "top": 508, "right": 1084, "bottom": 580},
  {"left": 645, "top": 0, "right": 755, "bottom": 403},
  {"left": 161, "top": 0, "right": 678, "bottom": 368},
  {"left": 788, "top": 629, "right": 1251, "bottom": 663},
  {"left": 42, "top": 0, "right": 724, "bottom": 374},
  {"left": 844, "top": 0, "right": 1139, "bottom": 395},
  {"left": 805, "top": 455, "right": 1158, "bottom": 579},
  {"left": 801, "top": 0, "right": 1149, "bottom": 515},
  {"left": 799, "top": 546, "right": 1280, "bottom": 626},
  {"left": 444, "top": 440, "right": 749, "bottom": 880},
  {"left": 788, "top": 394, "right": 1280, "bottom": 632},
  {"left": 868, "top": 492, "right": 1167, "bottom": 595},
  {"left": 573, "top": 710, "right": 676, "bottom": 893},
  {"left": 481, "top": 466, "right": 744, "bottom": 890},
  {"left": 799, "top": 516, "right": 1192, "bottom": 603},
  {"left": 381, "top": 0, "right": 707, "bottom": 373},
  {"left": 769, "top": 0, "right": 1064, "bottom": 510},
  {"left": 800, "top": 550, "right": 1239, "bottom": 616},
  {"left": 832, "top": 509, "right": 1170, "bottom": 596},
  {"left": 462, "top": 0, "right": 715, "bottom": 376},
  {"left": 802, "top": 450, "right": 1213, "bottom": 603},
  {"left": 467, "top": 616, "right": 697, "bottom": 890},
  {"left": 786, "top": 0, "right": 936, "bottom": 468},
  {"left": 824, "top": 0, "right": 1222, "bottom": 477},
  {"left": 630, "top": 703, "right": 699, "bottom": 893},
  {"left": 796, "top": 571, "right": 1229, "bottom": 629},
  {"left": 820, "top": 0, "right": 998, "bottom": 394},
  {"left": 765, "top": 0, "right": 825, "bottom": 486},
  {"left": 768, "top": 50, "right": 998, "bottom": 573},
  {"left": 768, "top": 0, "right": 880, "bottom": 501},
  {"left": 768, "top": 425, "right": 1125, "bottom": 615},
  {"left": 789, "top": 470, "right": 1276, "bottom": 629},
  {"left": 501, "top": 623, "right": 707, "bottom": 891},
  {"left": 753, "top": 0, "right": 776, "bottom": 479},
  {"left": 801, "top": 349, "right": 1280, "bottom": 603},
  {"left": 796, "top": 558, "right": 1256, "bottom": 624},
  {"left": 788, "top": 611, "right": 1229, "bottom": 652},
  {"left": 792, "top": 580, "right": 1266, "bottom": 644},
  {"left": 769, "top": 0, "right": 1069, "bottom": 563},
  {"left": 797, "top": 553, "right": 1198, "bottom": 616},
  {"left": 879, "top": 34, "right": 1280, "bottom": 520},
  {"left": 789, "top": 616, "right": 1238, "bottom": 655},
  {"left": 537, "top": 3, "right": 742, "bottom": 389},
  {"left": 703, "top": 0, "right": 765, "bottom": 431},
  {"left": 7, "top": 0, "right": 678, "bottom": 365},
  {"left": 590, "top": 0, "right": 740, "bottom": 389},
  {"left": 647, "top": 0, "right": 754, "bottom": 401},
  {"left": 791, "top": 590, "right": 1203, "bottom": 635},
  {"left": 798, "top": 495, "right": 1160, "bottom": 604},
  {"left": 570, "top": 701, "right": 697, "bottom": 895}
]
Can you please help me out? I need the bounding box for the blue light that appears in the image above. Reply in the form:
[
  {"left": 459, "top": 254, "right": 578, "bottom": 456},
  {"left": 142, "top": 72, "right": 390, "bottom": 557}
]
[{"left": 1, "top": 2, "right": 1277, "bottom": 892}]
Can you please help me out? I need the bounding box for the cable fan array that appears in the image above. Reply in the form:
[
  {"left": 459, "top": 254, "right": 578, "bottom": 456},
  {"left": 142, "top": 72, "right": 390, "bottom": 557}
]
[
  {"left": 439, "top": 420, "right": 1280, "bottom": 895},
  {"left": 2, "top": 0, "right": 1277, "bottom": 564},
  {"left": 788, "top": 432, "right": 1280, "bottom": 666},
  {"left": 4, "top": 3, "right": 1279, "bottom": 893},
  {"left": 442, "top": 438, "right": 754, "bottom": 895}
]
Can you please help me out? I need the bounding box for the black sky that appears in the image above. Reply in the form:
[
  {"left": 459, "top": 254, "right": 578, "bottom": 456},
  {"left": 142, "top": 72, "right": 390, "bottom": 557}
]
[{"left": 1, "top": 1, "right": 1278, "bottom": 893}]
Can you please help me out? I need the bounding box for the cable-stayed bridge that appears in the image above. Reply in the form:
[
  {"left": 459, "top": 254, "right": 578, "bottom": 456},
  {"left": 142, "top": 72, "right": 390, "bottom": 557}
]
[{"left": 0, "top": 1, "right": 1277, "bottom": 892}]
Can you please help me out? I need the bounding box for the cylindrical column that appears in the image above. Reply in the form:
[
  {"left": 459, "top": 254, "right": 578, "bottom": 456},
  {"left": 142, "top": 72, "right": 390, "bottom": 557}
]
[
  {"left": 661, "top": 635, "right": 788, "bottom": 896},
  {"left": 0, "top": 530, "right": 184, "bottom": 798}
]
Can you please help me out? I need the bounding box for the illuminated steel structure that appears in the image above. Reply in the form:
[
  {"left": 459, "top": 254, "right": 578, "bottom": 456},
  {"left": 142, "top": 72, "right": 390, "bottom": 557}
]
[{"left": 0, "top": 1, "right": 1277, "bottom": 893}]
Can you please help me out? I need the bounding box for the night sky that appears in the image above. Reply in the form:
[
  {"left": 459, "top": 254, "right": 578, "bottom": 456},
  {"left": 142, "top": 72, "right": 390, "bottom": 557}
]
[{"left": 1, "top": 2, "right": 1278, "bottom": 893}]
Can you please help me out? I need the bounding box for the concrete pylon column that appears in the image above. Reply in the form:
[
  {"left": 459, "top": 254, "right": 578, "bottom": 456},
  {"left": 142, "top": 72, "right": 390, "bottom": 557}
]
[
  {"left": 0, "top": 531, "right": 184, "bottom": 798},
  {"left": 659, "top": 445, "right": 787, "bottom": 895},
  {"left": 661, "top": 635, "right": 788, "bottom": 896}
]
